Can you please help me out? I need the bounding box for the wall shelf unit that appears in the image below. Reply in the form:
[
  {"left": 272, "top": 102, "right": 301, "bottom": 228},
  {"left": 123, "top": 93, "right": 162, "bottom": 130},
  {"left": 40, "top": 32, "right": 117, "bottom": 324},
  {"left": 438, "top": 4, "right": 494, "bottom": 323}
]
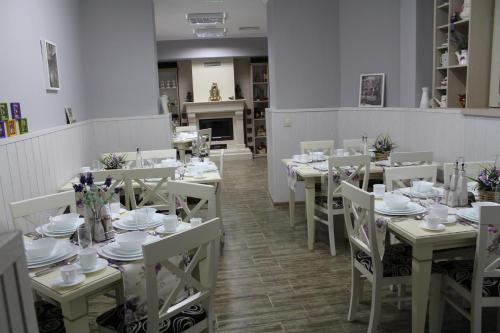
[
  {"left": 158, "top": 64, "right": 182, "bottom": 124},
  {"left": 244, "top": 61, "right": 269, "bottom": 158},
  {"left": 432, "top": 0, "right": 494, "bottom": 108}
]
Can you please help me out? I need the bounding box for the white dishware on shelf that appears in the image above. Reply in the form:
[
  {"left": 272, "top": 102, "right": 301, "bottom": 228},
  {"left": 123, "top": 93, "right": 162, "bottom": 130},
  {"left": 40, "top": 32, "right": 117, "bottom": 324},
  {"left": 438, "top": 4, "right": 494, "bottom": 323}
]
[
  {"left": 155, "top": 222, "right": 191, "bottom": 235},
  {"left": 60, "top": 264, "right": 78, "bottom": 284},
  {"left": 373, "top": 184, "right": 386, "bottom": 198},
  {"left": 76, "top": 258, "right": 108, "bottom": 274},
  {"left": 115, "top": 231, "right": 148, "bottom": 253},
  {"left": 53, "top": 273, "right": 86, "bottom": 288},
  {"left": 79, "top": 248, "right": 98, "bottom": 270},
  {"left": 24, "top": 238, "right": 57, "bottom": 261},
  {"left": 383, "top": 193, "right": 410, "bottom": 210}
]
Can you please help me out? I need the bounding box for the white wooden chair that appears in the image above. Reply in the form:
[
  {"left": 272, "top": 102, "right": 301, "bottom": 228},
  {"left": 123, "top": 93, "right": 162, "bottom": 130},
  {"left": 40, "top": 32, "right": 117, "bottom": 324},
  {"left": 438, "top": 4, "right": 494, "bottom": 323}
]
[
  {"left": 123, "top": 167, "right": 176, "bottom": 211},
  {"left": 342, "top": 181, "right": 412, "bottom": 333},
  {"left": 10, "top": 190, "right": 77, "bottom": 233},
  {"left": 389, "top": 151, "right": 433, "bottom": 166},
  {"left": 314, "top": 155, "right": 370, "bottom": 256},
  {"left": 429, "top": 205, "right": 500, "bottom": 333},
  {"left": 0, "top": 231, "right": 38, "bottom": 333},
  {"left": 384, "top": 164, "right": 438, "bottom": 192},
  {"left": 97, "top": 218, "right": 222, "bottom": 333},
  {"left": 192, "top": 128, "right": 212, "bottom": 158},
  {"left": 176, "top": 125, "right": 197, "bottom": 133},
  {"left": 300, "top": 140, "right": 335, "bottom": 156},
  {"left": 443, "top": 161, "right": 495, "bottom": 187},
  {"left": 167, "top": 181, "right": 216, "bottom": 223},
  {"left": 343, "top": 138, "right": 375, "bottom": 155}
]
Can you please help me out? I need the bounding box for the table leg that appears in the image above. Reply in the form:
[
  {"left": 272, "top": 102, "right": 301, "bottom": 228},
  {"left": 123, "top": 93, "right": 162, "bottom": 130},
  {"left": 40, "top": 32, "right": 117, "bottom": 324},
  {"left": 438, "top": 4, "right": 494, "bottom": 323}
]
[
  {"left": 411, "top": 247, "right": 433, "bottom": 333},
  {"left": 305, "top": 178, "right": 316, "bottom": 250},
  {"left": 288, "top": 186, "right": 296, "bottom": 227},
  {"left": 61, "top": 297, "right": 90, "bottom": 333}
]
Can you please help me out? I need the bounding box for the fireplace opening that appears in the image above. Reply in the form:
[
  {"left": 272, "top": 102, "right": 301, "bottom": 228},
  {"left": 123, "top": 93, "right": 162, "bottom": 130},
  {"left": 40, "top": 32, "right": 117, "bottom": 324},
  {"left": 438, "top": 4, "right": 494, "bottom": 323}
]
[{"left": 199, "top": 118, "right": 234, "bottom": 141}]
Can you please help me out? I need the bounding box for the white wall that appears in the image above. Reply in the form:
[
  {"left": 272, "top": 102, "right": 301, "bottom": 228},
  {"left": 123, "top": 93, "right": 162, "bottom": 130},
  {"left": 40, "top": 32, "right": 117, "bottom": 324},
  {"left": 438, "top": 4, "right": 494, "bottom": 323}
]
[
  {"left": 79, "top": 0, "right": 160, "bottom": 119},
  {"left": 0, "top": 0, "right": 87, "bottom": 131},
  {"left": 192, "top": 58, "right": 236, "bottom": 102},
  {"left": 157, "top": 38, "right": 268, "bottom": 61},
  {"left": 267, "top": 108, "right": 500, "bottom": 203}
]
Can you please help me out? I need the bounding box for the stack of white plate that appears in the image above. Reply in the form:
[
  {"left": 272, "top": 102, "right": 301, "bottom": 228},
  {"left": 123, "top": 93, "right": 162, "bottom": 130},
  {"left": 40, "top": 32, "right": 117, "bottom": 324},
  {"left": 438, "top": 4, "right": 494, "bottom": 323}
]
[
  {"left": 375, "top": 202, "right": 426, "bottom": 216},
  {"left": 398, "top": 187, "right": 443, "bottom": 199},
  {"left": 36, "top": 218, "right": 85, "bottom": 237},
  {"left": 456, "top": 208, "right": 479, "bottom": 223},
  {"left": 113, "top": 212, "right": 163, "bottom": 231},
  {"left": 312, "top": 162, "right": 328, "bottom": 171},
  {"left": 97, "top": 235, "right": 157, "bottom": 261},
  {"left": 26, "top": 243, "right": 77, "bottom": 269}
]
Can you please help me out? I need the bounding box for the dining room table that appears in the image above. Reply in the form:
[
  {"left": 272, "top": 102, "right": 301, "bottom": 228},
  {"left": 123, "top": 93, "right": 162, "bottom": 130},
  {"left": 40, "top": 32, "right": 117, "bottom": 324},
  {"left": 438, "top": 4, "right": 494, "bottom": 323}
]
[{"left": 172, "top": 131, "right": 197, "bottom": 161}]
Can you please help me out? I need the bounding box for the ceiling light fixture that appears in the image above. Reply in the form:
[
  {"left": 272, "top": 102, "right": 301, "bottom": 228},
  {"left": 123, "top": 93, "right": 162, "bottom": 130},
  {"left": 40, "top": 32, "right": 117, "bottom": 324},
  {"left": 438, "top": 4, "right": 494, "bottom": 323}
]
[
  {"left": 194, "top": 27, "right": 227, "bottom": 38},
  {"left": 238, "top": 26, "right": 260, "bottom": 31},
  {"left": 186, "top": 12, "right": 226, "bottom": 25}
]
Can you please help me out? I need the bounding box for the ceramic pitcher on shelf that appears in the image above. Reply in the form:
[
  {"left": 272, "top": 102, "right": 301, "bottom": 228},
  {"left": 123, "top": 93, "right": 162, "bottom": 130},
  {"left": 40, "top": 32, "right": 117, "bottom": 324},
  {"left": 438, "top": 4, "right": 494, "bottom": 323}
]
[{"left": 419, "top": 87, "right": 430, "bottom": 108}]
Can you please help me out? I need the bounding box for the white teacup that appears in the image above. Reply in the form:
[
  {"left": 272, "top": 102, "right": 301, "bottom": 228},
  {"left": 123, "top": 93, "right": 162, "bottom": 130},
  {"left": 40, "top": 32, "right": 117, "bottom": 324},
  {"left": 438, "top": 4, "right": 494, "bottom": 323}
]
[
  {"left": 79, "top": 248, "right": 97, "bottom": 270},
  {"left": 429, "top": 204, "right": 448, "bottom": 222},
  {"left": 190, "top": 218, "right": 202, "bottom": 227},
  {"left": 373, "top": 184, "right": 386, "bottom": 197},
  {"left": 426, "top": 215, "right": 441, "bottom": 228},
  {"left": 413, "top": 181, "right": 433, "bottom": 193},
  {"left": 60, "top": 264, "right": 78, "bottom": 283},
  {"left": 163, "top": 215, "right": 180, "bottom": 232}
]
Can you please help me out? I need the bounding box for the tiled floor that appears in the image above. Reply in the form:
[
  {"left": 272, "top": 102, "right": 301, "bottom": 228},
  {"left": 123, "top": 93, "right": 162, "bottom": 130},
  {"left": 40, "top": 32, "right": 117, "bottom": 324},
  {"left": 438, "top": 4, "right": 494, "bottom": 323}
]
[{"left": 89, "top": 158, "right": 496, "bottom": 332}]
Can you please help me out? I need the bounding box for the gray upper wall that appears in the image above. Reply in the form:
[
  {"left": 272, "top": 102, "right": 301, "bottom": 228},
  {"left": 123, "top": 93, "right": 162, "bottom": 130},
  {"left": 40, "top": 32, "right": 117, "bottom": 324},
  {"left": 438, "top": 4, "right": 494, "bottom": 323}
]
[{"left": 157, "top": 38, "right": 268, "bottom": 61}]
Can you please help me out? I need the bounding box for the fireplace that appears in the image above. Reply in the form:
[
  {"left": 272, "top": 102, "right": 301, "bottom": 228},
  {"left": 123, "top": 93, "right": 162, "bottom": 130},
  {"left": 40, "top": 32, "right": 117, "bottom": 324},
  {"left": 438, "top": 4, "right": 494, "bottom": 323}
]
[{"left": 199, "top": 118, "right": 234, "bottom": 141}]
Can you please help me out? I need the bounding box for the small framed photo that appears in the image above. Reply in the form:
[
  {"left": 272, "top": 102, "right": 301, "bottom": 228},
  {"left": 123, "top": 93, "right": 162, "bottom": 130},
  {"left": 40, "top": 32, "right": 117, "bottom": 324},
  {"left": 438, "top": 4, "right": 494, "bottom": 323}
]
[
  {"left": 65, "top": 107, "right": 75, "bottom": 124},
  {"left": 10, "top": 102, "right": 21, "bottom": 120},
  {"left": 0, "top": 121, "right": 6, "bottom": 138},
  {"left": 41, "top": 40, "right": 60, "bottom": 91},
  {"left": 359, "top": 73, "right": 385, "bottom": 107},
  {"left": 6, "top": 119, "right": 17, "bottom": 137},
  {"left": 0, "top": 103, "right": 8, "bottom": 120},
  {"left": 18, "top": 118, "right": 28, "bottom": 134}
]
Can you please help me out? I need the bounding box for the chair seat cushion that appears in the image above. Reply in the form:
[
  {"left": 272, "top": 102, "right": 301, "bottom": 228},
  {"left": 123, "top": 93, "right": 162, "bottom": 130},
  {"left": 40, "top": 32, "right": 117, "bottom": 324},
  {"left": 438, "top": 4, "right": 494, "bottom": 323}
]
[
  {"left": 354, "top": 244, "right": 412, "bottom": 277},
  {"left": 433, "top": 260, "right": 500, "bottom": 297},
  {"left": 35, "top": 300, "right": 66, "bottom": 333},
  {"left": 315, "top": 196, "right": 343, "bottom": 209},
  {"left": 96, "top": 304, "right": 206, "bottom": 333}
]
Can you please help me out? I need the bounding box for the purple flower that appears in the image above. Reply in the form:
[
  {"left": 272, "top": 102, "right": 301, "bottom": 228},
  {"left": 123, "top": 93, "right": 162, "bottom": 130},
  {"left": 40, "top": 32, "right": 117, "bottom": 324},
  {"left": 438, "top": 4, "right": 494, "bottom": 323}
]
[
  {"left": 488, "top": 225, "right": 498, "bottom": 234},
  {"left": 114, "top": 187, "right": 123, "bottom": 194},
  {"left": 76, "top": 198, "right": 84, "bottom": 208},
  {"left": 86, "top": 173, "right": 94, "bottom": 185},
  {"left": 104, "top": 176, "right": 112, "bottom": 187},
  {"left": 79, "top": 174, "right": 86, "bottom": 185},
  {"left": 73, "top": 183, "right": 84, "bottom": 193}
]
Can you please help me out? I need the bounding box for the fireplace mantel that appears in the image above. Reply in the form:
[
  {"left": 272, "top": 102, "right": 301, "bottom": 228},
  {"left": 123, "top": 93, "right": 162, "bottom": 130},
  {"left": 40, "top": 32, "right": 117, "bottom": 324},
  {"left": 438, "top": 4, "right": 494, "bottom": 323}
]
[{"left": 184, "top": 100, "right": 246, "bottom": 114}]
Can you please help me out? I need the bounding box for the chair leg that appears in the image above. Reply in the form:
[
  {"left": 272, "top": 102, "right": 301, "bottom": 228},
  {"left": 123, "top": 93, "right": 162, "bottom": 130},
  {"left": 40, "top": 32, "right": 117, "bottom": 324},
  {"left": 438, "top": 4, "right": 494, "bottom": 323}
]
[
  {"left": 348, "top": 267, "right": 362, "bottom": 321},
  {"left": 471, "top": 306, "right": 482, "bottom": 333},
  {"left": 429, "top": 274, "right": 443, "bottom": 333},
  {"left": 368, "top": 279, "right": 382, "bottom": 333},
  {"left": 328, "top": 217, "right": 336, "bottom": 256},
  {"left": 397, "top": 284, "right": 406, "bottom": 310}
]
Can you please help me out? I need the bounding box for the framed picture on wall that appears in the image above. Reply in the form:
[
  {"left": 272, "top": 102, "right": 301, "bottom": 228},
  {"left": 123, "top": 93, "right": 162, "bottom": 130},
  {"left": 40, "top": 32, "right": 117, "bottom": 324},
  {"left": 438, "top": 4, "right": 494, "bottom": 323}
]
[
  {"left": 18, "top": 118, "right": 28, "bottom": 134},
  {"left": 41, "top": 40, "right": 60, "bottom": 91},
  {"left": 0, "top": 121, "right": 6, "bottom": 138},
  {"left": 0, "top": 103, "right": 8, "bottom": 120},
  {"left": 6, "top": 120, "right": 17, "bottom": 137},
  {"left": 65, "top": 107, "right": 75, "bottom": 124},
  {"left": 359, "top": 73, "right": 385, "bottom": 107}
]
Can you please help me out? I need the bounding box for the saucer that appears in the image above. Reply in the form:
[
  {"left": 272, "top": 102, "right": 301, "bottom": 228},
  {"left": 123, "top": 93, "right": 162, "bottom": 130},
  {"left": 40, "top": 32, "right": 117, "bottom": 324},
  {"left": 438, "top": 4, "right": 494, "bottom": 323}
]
[
  {"left": 420, "top": 222, "right": 445, "bottom": 231},
  {"left": 155, "top": 222, "right": 191, "bottom": 234},
  {"left": 52, "top": 273, "right": 86, "bottom": 288},
  {"left": 75, "top": 258, "right": 108, "bottom": 274}
]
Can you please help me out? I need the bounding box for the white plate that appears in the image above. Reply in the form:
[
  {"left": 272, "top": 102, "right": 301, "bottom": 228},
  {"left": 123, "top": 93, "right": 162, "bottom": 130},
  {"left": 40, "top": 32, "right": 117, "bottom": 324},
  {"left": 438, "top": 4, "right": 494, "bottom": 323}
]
[
  {"left": 98, "top": 244, "right": 143, "bottom": 261},
  {"left": 27, "top": 245, "right": 78, "bottom": 269},
  {"left": 420, "top": 222, "right": 446, "bottom": 231},
  {"left": 27, "top": 243, "right": 71, "bottom": 265},
  {"left": 113, "top": 220, "right": 163, "bottom": 231},
  {"left": 155, "top": 222, "right": 191, "bottom": 234},
  {"left": 456, "top": 208, "right": 479, "bottom": 223},
  {"left": 75, "top": 258, "right": 108, "bottom": 274},
  {"left": 52, "top": 273, "right": 86, "bottom": 288},
  {"left": 398, "top": 187, "right": 441, "bottom": 198},
  {"left": 39, "top": 218, "right": 85, "bottom": 236},
  {"left": 375, "top": 202, "right": 426, "bottom": 215},
  {"left": 292, "top": 158, "right": 313, "bottom": 164}
]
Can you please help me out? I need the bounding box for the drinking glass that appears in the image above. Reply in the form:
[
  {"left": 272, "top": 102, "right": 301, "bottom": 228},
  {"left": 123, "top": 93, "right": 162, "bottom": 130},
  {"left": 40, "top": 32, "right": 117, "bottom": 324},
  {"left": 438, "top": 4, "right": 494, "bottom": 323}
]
[
  {"left": 134, "top": 211, "right": 147, "bottom": 231},
  {"left": 92, "top": 160, "right": 102, "bottom": 171},
  {"left": 410, "top": 179, "right": 419, "bottom": 203},
  {"left": 77, "top": 223, "right": 92, "bottom": 249}
]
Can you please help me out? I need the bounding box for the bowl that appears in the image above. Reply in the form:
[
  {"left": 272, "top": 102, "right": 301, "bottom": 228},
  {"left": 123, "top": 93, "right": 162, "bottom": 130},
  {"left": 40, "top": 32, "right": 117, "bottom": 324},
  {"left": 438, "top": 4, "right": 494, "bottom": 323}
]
[
  {"left": 471, "top": 201, "right": 500, "bottom": 216},
  {"left": 413, "top": 181, "right": 434, "bottom": 193},
  {"left": 24, "top": 238, "right": 57, "bottom": 261},
  {"left": 115, "top": 231, "right": 148, "bottom": 253},
  {"left": 383, "top": 193, "right": 410, "bottom": 210},
  {"left": 134, "top": 207, "right": 157, "bottom": 224},
  {"left": 51, "top": 213, "right": 80, "bottom": 231}
]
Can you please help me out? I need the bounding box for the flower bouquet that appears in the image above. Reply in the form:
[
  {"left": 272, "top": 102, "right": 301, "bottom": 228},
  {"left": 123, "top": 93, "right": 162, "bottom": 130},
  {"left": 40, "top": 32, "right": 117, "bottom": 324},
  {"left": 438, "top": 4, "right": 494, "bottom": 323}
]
[
  {"left": 100, "top": 153, "right": 127, "bottom": 170},
  {"left": 372, "top": 134, "right": 397, "bottom": 161},
  {"left": 73, "top": 173, "right": 122, "bottom": 242},
  {"left": 469, "top": 165, "right": 500, "bottom": 201}
]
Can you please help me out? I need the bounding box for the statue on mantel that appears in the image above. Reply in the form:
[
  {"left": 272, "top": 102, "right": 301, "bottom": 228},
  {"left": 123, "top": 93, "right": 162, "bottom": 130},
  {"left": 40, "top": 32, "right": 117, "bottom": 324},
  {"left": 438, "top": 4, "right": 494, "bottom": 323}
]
[{"left": 209, "top": 82, "right": 222, "bottom": 102}]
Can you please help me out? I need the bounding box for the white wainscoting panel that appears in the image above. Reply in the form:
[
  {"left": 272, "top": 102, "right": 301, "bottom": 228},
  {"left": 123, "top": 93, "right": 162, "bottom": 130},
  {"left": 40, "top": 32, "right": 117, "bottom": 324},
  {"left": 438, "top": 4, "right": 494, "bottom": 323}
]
[
  {"left": 0, "top": 115, "right": 171, "bottom": 232},
  {"left": 268, "top": 107, "right": 500, "bottom": 203}
]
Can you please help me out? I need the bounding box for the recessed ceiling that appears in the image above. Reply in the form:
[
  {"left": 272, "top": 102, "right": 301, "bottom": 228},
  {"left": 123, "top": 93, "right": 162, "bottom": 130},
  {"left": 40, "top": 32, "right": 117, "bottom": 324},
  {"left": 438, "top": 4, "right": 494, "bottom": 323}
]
[{"left": 154, "top": 0, "right": 267, "bottom": 41}]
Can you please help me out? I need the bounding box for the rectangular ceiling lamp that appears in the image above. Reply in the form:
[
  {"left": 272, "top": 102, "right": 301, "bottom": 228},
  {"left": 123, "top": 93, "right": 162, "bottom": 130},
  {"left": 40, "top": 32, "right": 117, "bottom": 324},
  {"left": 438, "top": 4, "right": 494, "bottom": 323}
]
[
  {"left": 194, "top": 28, "right": 227, "bottom": 38},
  {"left": 186, "top": 12, "right": 226, "bottom": 25}
]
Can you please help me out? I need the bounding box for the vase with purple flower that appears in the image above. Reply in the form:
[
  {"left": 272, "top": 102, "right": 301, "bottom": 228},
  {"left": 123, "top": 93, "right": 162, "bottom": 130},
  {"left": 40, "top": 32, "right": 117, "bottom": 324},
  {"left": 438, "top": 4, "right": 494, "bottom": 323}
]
[
  {"left": 73, "top": 173, "right": 122, "bottom": 242},
  {"left": 468, "top": 165, "right": 500, "bottom": 202}
]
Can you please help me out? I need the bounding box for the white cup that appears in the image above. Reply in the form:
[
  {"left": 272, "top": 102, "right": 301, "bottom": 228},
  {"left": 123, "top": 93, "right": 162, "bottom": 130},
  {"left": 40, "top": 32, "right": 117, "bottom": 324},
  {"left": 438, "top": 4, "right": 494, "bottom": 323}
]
[
  {"left": 163, "top": 215, "right": 179, "bottom": 232},
  {"left": 60, "top": 264, "right": 78, "bottom": 283},
  {"left": 373, "top": 184, "right": 386, "bottom": 197},
  {"left": 79, "top": 248, "right": 97, "bottom": 270},
  {"left": 190, "top": 218, "right": 202, "bottom": 227},
  {"left": 430, "top": 204, "right": 448, "bottom": 222},
  {"left": 426, "top": 215, "right": 441, "bottom": 228},
  {"left": 335, "top": 149, "right": 344, "bottom": 157}
]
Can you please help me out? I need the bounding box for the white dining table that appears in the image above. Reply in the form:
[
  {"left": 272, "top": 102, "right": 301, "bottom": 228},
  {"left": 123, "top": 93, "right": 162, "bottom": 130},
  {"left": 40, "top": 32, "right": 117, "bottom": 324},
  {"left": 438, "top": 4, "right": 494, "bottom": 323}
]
[{"left": 172, "top": 132, "right": 197, "bottom": 161}]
